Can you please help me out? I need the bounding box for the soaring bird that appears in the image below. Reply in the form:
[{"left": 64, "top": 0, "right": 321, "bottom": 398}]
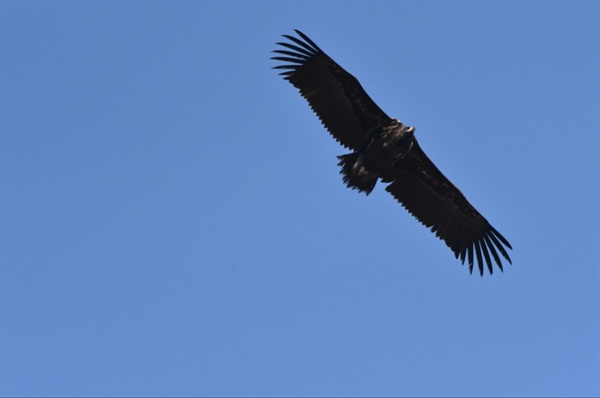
[{"left": 272, "top": 30, "right": 512, "bottom": 275}]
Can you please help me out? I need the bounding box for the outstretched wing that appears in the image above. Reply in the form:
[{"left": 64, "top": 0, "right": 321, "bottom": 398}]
[
  {"left": 385, "top": 140, "right": 512, "bottom": 275},
  {"left": 272, "top": 30, "right": 391, "bottom": 150}
]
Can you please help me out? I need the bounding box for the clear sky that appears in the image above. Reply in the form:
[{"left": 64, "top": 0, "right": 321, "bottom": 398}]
[{"left": 1, "top": 1, "right": 599, "bottom": 397}]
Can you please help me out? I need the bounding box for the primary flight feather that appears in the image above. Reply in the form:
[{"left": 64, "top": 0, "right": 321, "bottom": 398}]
[{"left": 272, "top": 30, "right": 512, "bottom": 275}]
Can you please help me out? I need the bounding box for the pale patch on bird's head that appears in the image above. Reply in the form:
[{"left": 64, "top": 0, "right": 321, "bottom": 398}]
[
  {"left": 391, "top": 118, "right": 416, "bottom": 136},
  {"left": 399, "top": 125, "right": 416, "bottom": 141}
]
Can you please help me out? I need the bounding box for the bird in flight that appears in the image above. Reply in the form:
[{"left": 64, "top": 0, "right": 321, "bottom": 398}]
[{"left": 271, "top": 30, "right": 512, "bottom": 276}]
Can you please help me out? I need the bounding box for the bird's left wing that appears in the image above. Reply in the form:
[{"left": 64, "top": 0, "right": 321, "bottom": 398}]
[
  {"left": 272, "top": 30, "right": 391, "bottom": 150},
  {"left": 384, "top": 140, "right": 512, "bottom": 275}
]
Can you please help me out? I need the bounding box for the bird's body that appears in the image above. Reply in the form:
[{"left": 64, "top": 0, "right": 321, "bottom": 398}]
[
  {"left": 272, "top": 30, "right": 512, "bottom": 275},
  {"left": 338, "top": 119, "right": 415, "bottom": 194}
]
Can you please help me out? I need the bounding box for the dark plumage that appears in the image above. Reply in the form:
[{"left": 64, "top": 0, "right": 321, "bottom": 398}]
[{"left": 272, "top": 30, "right": 512, "bottom": 275}]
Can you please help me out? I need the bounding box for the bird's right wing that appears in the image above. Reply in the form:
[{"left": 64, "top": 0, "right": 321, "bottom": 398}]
[{"left": 272, "top": 30, "right": 391, "bottom": 150}]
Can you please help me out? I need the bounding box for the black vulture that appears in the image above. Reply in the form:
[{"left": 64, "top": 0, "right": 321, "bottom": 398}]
[{"left": 271, "top": 30, "right": 512, "bottom": 275}]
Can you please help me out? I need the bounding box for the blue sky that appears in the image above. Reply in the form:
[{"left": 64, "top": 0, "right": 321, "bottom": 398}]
[{"left": 1, "top": 1, "right": 598, "bottom": 396}]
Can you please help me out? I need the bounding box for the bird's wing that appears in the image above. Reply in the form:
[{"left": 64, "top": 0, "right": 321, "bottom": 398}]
[
  {"left": 272, "top": 30, "right": 391, "bottom": 150},
  {"left": 384, "top": 140, "right": 512, "bottom": 275}
]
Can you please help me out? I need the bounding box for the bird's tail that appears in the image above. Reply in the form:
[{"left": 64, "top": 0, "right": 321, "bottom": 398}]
[{"left": 337, "top": 153, "right": 378, "bottom": 195}]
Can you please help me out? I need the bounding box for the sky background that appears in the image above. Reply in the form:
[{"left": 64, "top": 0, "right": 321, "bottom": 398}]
[{"left": 1, "top": 1, "right": 599, "bottom": 397}]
